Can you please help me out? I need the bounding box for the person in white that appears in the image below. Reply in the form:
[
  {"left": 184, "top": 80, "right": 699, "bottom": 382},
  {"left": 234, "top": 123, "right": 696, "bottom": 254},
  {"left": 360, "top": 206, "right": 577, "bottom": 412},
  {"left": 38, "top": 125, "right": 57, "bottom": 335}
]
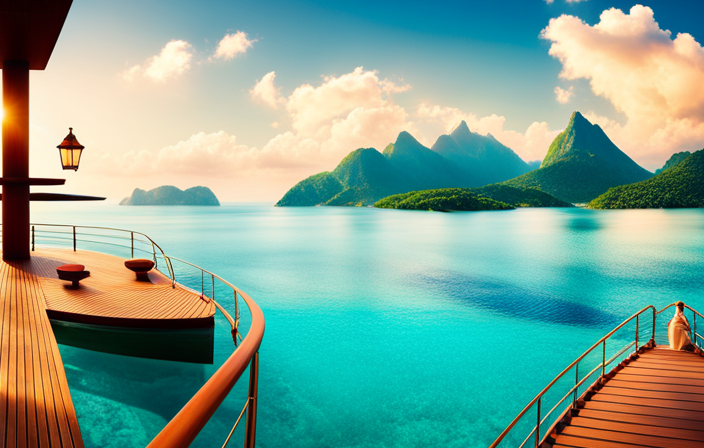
[{"left": 668, "top": 301, "right": 694, "bottom": 351}]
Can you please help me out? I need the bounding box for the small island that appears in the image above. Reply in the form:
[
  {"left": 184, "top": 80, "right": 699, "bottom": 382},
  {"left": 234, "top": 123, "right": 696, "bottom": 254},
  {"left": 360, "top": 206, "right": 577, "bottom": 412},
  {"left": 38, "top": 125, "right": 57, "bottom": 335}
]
[
  {"left": 120, "top": 186, "right": 220, "bottom": 206},
  {"left": 374, "top": 188, "right": 513, "bottom": 212},
  {"left": 374, "top": 185, "right": 570, "bottom": 212}
]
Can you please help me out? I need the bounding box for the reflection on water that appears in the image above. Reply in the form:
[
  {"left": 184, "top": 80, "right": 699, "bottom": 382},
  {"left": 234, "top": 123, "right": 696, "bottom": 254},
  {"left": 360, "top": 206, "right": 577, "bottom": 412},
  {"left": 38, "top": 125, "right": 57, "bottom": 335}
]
[
  {"left": 566, "top": 214, "right": 601, "bottom": 231},
  {"left": 51, "top": 320, "right": 214, "bottom": 364},
  {"left": 422, "top": 270, "right": 624, "bottom": 328}
]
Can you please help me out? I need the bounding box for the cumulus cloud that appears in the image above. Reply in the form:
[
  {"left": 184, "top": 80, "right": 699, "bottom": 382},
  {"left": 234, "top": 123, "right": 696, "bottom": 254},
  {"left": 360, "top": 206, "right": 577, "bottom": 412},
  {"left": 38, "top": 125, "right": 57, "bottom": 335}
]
[
  {"left": 212, "top": 31, "right": 256, "bottom": 61},
  {"left": 104, "top": 67, "right": 562, "bottom": 199},
  {"left": 542, "top": 4, "right": 704, "bottom": 166},
  {"left": 554, "top": 86, "right": 574, "bottom": 104},
  {"left": 124, "top": 40, "right": 193, "bottom": 82},
  {"left": 285, "top": 67, "right": 410, "bottom": 140},
  {"left": 250, "top": 71, "right": 284, "bottom": 108}
]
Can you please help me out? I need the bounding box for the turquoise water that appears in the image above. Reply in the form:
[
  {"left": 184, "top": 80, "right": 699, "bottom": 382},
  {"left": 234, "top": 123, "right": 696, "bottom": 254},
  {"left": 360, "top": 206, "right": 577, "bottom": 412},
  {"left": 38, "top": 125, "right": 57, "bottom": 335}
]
[{"left": 30, "top": 203, "right": 704, "bottom": 447}]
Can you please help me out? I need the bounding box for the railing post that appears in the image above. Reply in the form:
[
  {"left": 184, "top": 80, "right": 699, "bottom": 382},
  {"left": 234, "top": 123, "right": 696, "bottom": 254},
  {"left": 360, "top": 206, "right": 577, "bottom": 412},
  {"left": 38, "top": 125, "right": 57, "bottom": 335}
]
[
  {"left": 652, "top": 308, "right": 656, "bottom": 345},
  {"left": 573, "top": 363, "right": 578, "bottom": 408},
  {"left": 695, "top": 314, "right": 698, "bottom": 346},
  {"left": 244, "top": 352, "right": 259, "bottom": 448},
  {"left": 212, "top": 274, "right": 215, "bottom": 301},
  {"left": 72, "top": 226, "right": 76, "bottom": 251},
  {"left": 201, "top": 270, "right": 204, "bottom": 298},
  {"left": 535, "top": 397, "right": 541, "bottom": 448},
  {"left": 31, "top": 225, "right": 34, "bottom": 251},
  {"left": 635, "top": 315, "right": 639, "bottom": 351},
  {"left": 601, "top": 340, "right": 606, "bottom": 380},
  {"left": 235, "top": 290, "right": 240, "bottom": 322},
  {"left": 131, "top": 232, "right": 134, "bottom": 258}
]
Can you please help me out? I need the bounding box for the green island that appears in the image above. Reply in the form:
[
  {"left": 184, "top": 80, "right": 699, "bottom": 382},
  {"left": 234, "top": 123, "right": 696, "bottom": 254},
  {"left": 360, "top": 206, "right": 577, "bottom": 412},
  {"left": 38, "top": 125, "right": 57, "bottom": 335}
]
[
  {"left": 589, "top": 149, "right": 704, "bottom": 209},
  {"left": 374, "top": 185, "right": 570, "bottom": 211},
  {"left": 374, "top": 188, "right": 512, "bottom": 211},
  {"left": 120, "top": 185, "right": 220, "bottom": 206}
]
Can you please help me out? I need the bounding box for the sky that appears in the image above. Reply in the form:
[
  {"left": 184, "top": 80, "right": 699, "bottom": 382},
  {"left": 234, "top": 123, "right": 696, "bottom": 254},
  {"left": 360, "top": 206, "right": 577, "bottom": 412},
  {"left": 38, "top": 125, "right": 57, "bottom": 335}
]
[{"left": 16, "top": 0, "right": 704, "bottom": 202}]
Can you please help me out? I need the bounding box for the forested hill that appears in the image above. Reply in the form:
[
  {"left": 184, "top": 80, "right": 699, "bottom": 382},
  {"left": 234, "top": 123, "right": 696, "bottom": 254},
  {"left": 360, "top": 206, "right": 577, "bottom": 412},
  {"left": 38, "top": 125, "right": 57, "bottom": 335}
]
[
  {"left": 589, "top": 149, "right": 704, "bottom": 209},
  {"left": 374, "top": 185, "right": 571, "bottom": 211},
  {"left": 504, "top": 112, "right": 652, "bottom": 203},
  {"left": 655, "top": 151, "right": 691, "bottom": 175}
]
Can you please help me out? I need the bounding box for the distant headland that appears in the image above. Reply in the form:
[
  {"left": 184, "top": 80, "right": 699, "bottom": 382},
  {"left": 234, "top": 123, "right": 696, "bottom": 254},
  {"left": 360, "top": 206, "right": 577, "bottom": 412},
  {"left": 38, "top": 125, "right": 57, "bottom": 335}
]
[{"left": 120, "top": 186, "right": 220, "bottom": 206}]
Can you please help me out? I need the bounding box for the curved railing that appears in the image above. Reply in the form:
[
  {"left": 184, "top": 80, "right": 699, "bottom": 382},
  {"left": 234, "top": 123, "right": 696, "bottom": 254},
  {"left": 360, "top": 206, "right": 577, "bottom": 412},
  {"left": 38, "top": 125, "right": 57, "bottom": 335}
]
[
  {"left": 489, "top": 305, "right": 657, "bottom": 448},
  {"left": 29, "top": 223, "right": 265, "bottom": 448}
]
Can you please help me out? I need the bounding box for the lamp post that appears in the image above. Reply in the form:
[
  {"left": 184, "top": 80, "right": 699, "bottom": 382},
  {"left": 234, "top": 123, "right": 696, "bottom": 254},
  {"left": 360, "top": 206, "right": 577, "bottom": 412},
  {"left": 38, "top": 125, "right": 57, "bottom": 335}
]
[{"left": 56, "top": 127, "right": 84, "bottom": 171}]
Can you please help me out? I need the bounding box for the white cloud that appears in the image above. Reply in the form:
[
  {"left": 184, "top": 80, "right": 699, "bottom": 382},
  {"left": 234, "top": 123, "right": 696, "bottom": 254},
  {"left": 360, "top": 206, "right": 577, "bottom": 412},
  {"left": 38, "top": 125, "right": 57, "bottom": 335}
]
[
  {"left": 545, "top": 0, "right": 554, "bottom": 4},
  {"left": 565, "top": 0, "right": 587, "bottom": 3},
  {"left": 123, "top": 40, "right": 193, "bottom": 82},
  {"left": 542, "top": 4, "right": 704, "bottom": 166},
  {"left": 554, "top": 86, "right": 574, "bottom": 104},
  {"left": 250, "top": 71, "right": 284, "bottom": 108},
  {"left": 212, "top": 31, "right": 255, "bottom": 60},
  {"left": 285, "top": 67, "right": 410, "bottom": 139}
]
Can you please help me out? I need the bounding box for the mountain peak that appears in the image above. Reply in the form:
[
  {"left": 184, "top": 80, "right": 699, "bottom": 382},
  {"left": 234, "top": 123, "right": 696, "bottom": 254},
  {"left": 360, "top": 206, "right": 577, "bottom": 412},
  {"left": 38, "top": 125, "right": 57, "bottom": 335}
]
[
  {"left": 395, "top": 130, "right": 421, "bottom": 145},
  {"left": 450, "top": 120, "right": 471, "bottom": 137},
  {"left": 542, "top": 111, "right": 615, "bottom": 168}
]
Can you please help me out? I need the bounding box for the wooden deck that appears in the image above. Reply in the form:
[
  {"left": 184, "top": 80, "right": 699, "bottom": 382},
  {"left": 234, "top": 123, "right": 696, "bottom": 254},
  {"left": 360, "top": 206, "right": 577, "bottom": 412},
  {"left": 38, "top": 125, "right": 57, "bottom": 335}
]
[
  {"left": 26, "top": 248, "right": 215, "bottom": 328},
  {"left": 0, "top": 248, "right": 220, "bottom": 446},
  {"left": 553, "top": 346, "right": 704, "bottom": 448},
  {"left": 0, "top": 259, "right": 83, "bottom": 447}
]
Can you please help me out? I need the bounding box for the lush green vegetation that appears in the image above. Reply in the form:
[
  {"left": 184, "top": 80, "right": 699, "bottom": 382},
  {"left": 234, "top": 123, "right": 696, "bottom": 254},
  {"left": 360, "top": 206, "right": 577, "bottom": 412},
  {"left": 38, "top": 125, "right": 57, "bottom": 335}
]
[
  {"left": 589, "top": 150, "right": 704, "bottom": 209},
  {"left": 374, "top": 188, "right": 513, "bottom": 211},
  {"left": 471, "top": 184, "right": 572, "bottom": 207},
  {"left": 277, "top": 123, "right": 534, "bottom": 206},
  {"left": 275, "top": 172, "right": 343, "bottom": 206},
  {"left": 275, "top": 148, "right": 412, "bottom": 206},
  {"left": 374, "top": 185, "right": 570, "bottom": 211},
  {"left": 120, "top": 186, "right": 220, "bottom": 205},
  {"left": 655, "top": 151, "right": 691, "bottom": 175},
  {"left": 504, "top": 112, "right": 652, "bottom": 203}
]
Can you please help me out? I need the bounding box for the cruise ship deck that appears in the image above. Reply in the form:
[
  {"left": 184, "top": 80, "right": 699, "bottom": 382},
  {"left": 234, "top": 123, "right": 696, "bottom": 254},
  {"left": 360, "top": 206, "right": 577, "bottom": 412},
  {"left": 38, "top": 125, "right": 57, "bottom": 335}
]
[{"left": 0, "top": 248, "right": 221, "bottom": 446}]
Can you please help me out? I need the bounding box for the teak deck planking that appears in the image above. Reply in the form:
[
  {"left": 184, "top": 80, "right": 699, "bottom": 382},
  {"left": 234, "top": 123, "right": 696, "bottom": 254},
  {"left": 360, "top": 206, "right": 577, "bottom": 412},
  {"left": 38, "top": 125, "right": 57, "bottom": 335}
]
[
  {"left": 553, "top": 346, "right": 704, "bottom": 448},
  {"left": 0, "top": 259, "right": 83, "bottom": 447},
  {"left": 26, "top": 248, "right": 215, "bottom": 328},
  {"left": 0, "top": 248, "right": 219, "bottom": 447}
]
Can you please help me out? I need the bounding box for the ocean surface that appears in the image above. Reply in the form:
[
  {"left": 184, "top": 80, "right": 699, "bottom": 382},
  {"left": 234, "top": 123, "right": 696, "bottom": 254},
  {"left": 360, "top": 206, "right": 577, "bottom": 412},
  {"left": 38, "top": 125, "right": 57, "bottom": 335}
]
[{"left": 29, "top": 203, "right": 704, "bottom": 448}]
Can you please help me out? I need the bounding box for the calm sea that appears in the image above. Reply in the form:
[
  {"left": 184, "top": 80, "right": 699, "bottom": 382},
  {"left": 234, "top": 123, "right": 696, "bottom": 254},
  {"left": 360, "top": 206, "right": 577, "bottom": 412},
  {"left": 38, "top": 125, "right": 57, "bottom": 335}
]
[{"left": 30, "top": 203, "right": 704, "bottom": 448}]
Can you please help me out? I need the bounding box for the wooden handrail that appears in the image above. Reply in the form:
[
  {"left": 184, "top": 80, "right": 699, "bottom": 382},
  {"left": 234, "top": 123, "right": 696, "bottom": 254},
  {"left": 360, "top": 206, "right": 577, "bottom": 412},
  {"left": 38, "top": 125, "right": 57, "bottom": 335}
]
[{"left": 147, "top": 288, "right": 265, "bottom": 447}]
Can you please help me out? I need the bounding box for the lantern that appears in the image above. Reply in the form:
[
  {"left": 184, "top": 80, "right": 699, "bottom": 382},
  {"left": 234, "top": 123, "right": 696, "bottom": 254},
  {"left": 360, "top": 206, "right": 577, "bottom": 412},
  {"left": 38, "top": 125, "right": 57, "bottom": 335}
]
[{"left": 56, "top": 127, "right": 84, "bottom": 171}]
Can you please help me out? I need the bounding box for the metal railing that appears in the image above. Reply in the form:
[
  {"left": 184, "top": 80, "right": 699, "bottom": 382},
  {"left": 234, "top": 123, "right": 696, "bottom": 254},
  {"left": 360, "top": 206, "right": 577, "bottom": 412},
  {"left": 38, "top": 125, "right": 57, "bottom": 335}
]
[
  {"left": 489, "top": 305, "right": 657, "bottom": 448},
  {"left": 28, "top": 223, "right": 265, "bottom": 448}
]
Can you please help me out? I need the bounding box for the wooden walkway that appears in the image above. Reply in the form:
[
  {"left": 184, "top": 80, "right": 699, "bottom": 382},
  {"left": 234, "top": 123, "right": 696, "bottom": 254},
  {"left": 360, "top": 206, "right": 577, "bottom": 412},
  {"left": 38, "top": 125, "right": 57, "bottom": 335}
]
[
  {"left": 26, "top": 248, "right": 215, "bottom": 328},
  {"left": 0, "top": 259, "right": 83, "bottom": 447},
  {"left": 553, "top": 346, "right": 704, "bottom": 448}
]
